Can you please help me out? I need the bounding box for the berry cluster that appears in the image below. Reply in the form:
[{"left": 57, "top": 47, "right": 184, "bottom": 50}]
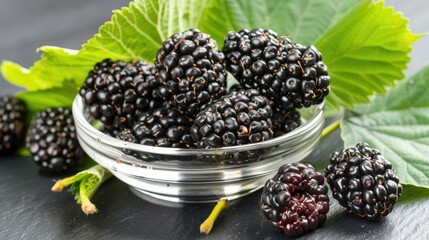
[
  {"left": 0, "top": 96, "right": 26, "bottom": 155},
  {"left": 26, "top": 108, "right": 82, "bottom": 172},
  {"left": 2, "top": 28, "right": 330, "bottom": 171},
  {"left": 325, "top": 142, "right": 402, "bottom": 219},
  {"left": 261, "top": 143, "right": 403, "bottom": 236},
  {"left": 261, "top": 163, "right": 330, "bottom": 236},
  {"left": 224, "top": 29, "right": 330, "bottom": 110}
]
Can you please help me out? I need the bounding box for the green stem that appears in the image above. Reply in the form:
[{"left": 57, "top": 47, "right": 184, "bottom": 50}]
[
  {"left": 51, "top": 175, "right": 76, "bottom": 192},
  {"left": 80, "top": 176, "right": 98, "bottom": 215},
  {"left": 321, "top": 120, "right": 341, "bottom": 139},
  {"left": 200, "top": 199, "right": 229, "bottom": 234}
]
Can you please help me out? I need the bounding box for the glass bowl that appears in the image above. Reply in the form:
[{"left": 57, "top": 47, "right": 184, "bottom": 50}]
[{"left": 72, "top": 96, "right": 324, "bottom": 203}]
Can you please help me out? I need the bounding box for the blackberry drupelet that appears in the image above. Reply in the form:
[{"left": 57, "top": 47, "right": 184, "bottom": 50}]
[
  {"left": 191, "top": 89, "right": 273, "bottom": 163},
  {"left": 223, "top": 29, "right": 330, "bottom": 110},
  {"left": 0, "top": 95, "right": 26, "bottom": 155},
  {"left": 118, "top": 108, "right": 193, "bottom": 150},
  {"left": 155, "top": 28, "right": 227, "bottom": 117},
  {"left": 261, "top": 163, "right": 330, "bottom": 236},
  {"left": 79, "top": 59, "right": 161, "bottom": 131},
  {"left": 26, "top": 108, "right": 83, "bottom": 172},
  {"left": 325, "top": 142, "right": 403, "bottom": 220},
  {"left": 272, "top": 108, "right": 301, "bottom": 137}
]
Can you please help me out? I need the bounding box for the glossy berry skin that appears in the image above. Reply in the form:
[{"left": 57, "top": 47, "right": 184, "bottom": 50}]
[
  {"left": 272, "top": 108, "right": 301, "bottom": 137},
  {"left": 224, "top": 29, "right": 330, "bottom": 110},
  {"left": 191, "top": 89, "right": 273, "bottom": 163},
  {"left": 155, "top": 28, "right": 227, "bottom": 117},
  {"left": 26, "top": 108, "right": 82, "bottom": 172},
  {"left": 261, "top": 162, "right": 330, "bottom": 237},
  {"left": 325, "top": 142, "right": 403, "bottom": 220},
  {"left": 0, "top": 95, "right": 26, "bottom": 155},
  {"left": 118, "top": 108, "right": 194, "bottom": 149},
  {"left": 79, "top": 59, "right": 162, "bottom": 132}
]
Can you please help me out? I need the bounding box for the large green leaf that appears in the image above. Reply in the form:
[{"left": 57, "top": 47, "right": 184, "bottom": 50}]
[
  {"left": 199, "top": 0, "right": 361, "bottom": 47},
  {"left": 317, "top": 1, "right": 420, "bottom": 109},
  {"left": 1, "top": 0, "right": 419, "bottom": 113},
  {"left": 341, "top": 65, "right": 429, "bottom": 193},
  {"left": 81, "top": 0, "right": 210, "bottom": 63},
  {"left": 199, "top": 0, "right": 419, "bottom": 111}
]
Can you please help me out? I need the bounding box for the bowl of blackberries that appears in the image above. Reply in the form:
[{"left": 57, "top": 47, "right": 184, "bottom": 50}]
[{"left": 72, "top": 28, "right": 329, "bottom": 202}]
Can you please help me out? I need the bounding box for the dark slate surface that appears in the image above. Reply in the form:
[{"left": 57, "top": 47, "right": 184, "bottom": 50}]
[{"left": 1, "top": 0, "right": 428, "bottom": 239}]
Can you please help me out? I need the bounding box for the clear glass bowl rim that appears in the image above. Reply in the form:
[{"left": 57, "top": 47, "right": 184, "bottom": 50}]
[{"left": 72, "top": 95, "right": 324, "bottom": 156}]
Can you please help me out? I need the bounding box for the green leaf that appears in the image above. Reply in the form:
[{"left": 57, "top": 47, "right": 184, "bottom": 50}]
[
  {"left": 1, "top": 47, "right": 96, "bottom": 91},
  {"left": 52, "top": 164, "right": 112, "bottom": 214},
  {"left": 317, "top": 1, "right": 421, "bottom": 109},
  {"left": 16, "top": 80, "right": 80, "bottom": 123},
  {"left": 1, "top": 61, "right": 49, "bottom": 91},
  {"left": 81, "top": 0, "right": 210, "bottom": 63},
  {"left": 199, "top": 0, "right": 361, "bottom": 48},
  {"left": 199, "top": 0, "right": 420, "bottom": 111},
  {"left": 341, "top": 65, "right": 429, "bottom": 193}
]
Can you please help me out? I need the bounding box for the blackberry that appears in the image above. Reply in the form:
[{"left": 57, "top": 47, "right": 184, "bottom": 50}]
[
  {"left": 261, "top": 163, "right": 330, "bottom": 236},
  {"left": 272, "top": 108, "right": 301, "bottom": 137},
  {"left": 26, "top": 108, "right": 83, "bottom": 172},
  {"left": 79, "top": 59, "right": 161, "bottom": 131},
  {"left": 224, "top": 29, "right": 330, "bottom": 110},
  {"left": 191, "top": 89, "right": 273, "bottom": 163},
  {"left": 191, "top": 89, "right": 273, "bottom": 147},
  {"left": 155, "top": 28, "right": 227, "bottom": 117},
  {"left": 119, "top": 108, "right": 193, "bottom": 149},
  {"left": 0, "top": 95, "right": 26, "bottom": 155},
  {"left": 325, "top": 142, "right": 403, "bottom": 220}
]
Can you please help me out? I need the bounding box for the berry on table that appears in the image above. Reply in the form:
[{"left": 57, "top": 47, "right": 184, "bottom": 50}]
[
  {"left": 0, "top": 95, "right": 26, "bottom": 155},
  {"left": 261, "top": 162, "right": 330, "bottom": 236},
  {"left": 325, "top": 142, "right": 403, "bottom": 220},
  {"left": 26, "top": 108, "right": 83, "bottom": 172}
]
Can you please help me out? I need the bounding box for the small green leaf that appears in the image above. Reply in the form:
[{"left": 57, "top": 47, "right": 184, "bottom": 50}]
[
  {"left": 81, "top": 0, "right": 210, "bottom": 63},
  {"left": 317, "top": 1, "right": 421, "bottom": 109},
  {"left": 16, "top": 80, "right": 80, "bottom": 122},
  {"left": 1, "top": 47, "right": 96, "bottom": 91},
  {"left": 1, "top": 61, "right": 48, "bottom": 91},
  {"left": 341, "top": 65, "right": 429, "bottom": 193}
]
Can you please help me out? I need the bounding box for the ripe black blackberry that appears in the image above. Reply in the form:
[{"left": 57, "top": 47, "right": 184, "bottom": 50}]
[
  {"left": 223, "top": 29, "right": 330, "bottom": 110},
  {"left": 79, "top": 59, "right": 161, "bottom": 132},
  {"left": 191, "top": 89, "right": 273, "bottom": 163},
  {"left": 0, "top": 95, "right": 26, "bottom": 155},
  {"left": 155, "top": 28, "right": 227, "bottom": 117},
  {"left": 119, "top": 108, "right": 193, "bottom": 152},
  {"left": 325, "top": 142, "right": 403, "bottom": 220},
  {"left": 261, "top": 163, "right": 330, "bottom": 236},
  {"left": 26, "top": 108, "right": 83, "bottom": 172},
  {"left": 272, "top": 108, "right": 301, "bottom": 137},
  {"left": 223, "top": 28, "right": 278, "bottom": 81}
]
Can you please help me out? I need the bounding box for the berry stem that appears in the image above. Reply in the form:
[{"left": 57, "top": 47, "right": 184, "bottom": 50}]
[
  {"left": 51, "top": 175, "right": 76, "bottom": 192},
  {"left": 321, "top": 120, "right": 340, "bottom": 139},
  {"left": 200, "top": 198, "right": 229, "bottom": 234},
  {"left": 51, "top": 164, "right": 112, "bottom": 215},
  {"left": 80, "top": 175, "right": 98, "bottom": 215}
]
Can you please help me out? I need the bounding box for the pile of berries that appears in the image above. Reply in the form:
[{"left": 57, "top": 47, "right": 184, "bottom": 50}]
[{"left": 77, "top": 28, "right": 330, "bottom": 163}]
